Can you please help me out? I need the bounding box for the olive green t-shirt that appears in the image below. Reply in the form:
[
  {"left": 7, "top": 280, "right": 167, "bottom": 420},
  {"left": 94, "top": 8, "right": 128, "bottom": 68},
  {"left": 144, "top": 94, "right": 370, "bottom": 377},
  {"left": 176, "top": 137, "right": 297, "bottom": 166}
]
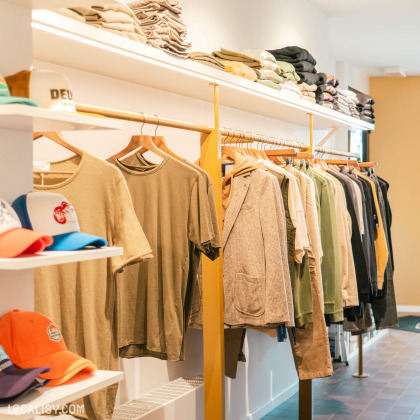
[
  {"left": 109, "top": 155, "right": 217, "bottom": 361},
  {"left": 33, "top": 153, "right": 153, "bottom": 420}
]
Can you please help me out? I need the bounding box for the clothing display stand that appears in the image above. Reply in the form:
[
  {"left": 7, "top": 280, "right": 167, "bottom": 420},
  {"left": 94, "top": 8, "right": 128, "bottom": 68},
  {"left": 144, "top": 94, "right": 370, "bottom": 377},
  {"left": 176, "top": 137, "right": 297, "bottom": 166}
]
[{"left": 352, "top": 335, "right": 369, "bottom": 378}]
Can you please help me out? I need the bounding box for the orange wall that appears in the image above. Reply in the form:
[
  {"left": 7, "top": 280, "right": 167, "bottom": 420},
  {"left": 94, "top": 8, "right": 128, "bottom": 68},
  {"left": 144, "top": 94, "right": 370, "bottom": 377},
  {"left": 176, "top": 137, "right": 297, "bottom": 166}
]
[{"left": 370, "top": 76, "right": 420, "bottom": 306}]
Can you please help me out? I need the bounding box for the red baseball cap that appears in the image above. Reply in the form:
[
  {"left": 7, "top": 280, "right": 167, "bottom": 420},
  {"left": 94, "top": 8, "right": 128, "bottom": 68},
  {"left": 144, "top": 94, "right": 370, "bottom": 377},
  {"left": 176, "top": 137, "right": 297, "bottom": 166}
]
[
  {"left": 0, "top": 310, "right": 96, "bottom": 387},
  {"left": 0, "top": 197, "right": 53, "bottom": 258}
]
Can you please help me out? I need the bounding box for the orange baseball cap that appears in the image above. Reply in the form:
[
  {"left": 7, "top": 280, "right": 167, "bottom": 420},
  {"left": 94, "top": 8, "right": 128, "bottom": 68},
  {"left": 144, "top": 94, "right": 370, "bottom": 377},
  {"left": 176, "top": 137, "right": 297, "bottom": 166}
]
[{"left": 0, "top": 310, "right": 96, "bottom": 387}]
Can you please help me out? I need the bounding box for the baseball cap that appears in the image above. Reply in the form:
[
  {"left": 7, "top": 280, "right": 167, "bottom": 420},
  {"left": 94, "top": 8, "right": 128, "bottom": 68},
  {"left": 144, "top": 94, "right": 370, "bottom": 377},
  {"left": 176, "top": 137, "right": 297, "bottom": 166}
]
[
  {"left": 12, "top": 192, "right": 108, "bottom": 251},
  {"left": 0, "top": 311, "right": 96, "bottom": 387},
  {"left": 0, "top": 345, "right": 50, "bottom": 407},
  {"left": 5, "top": 70, "right": 103, "bottom": 117},
  {"left": 0, "top": 198, "right": 53, "bottom": 258},
  {"left": 0, "top": 73, "right": 40, "bottom": 107}
]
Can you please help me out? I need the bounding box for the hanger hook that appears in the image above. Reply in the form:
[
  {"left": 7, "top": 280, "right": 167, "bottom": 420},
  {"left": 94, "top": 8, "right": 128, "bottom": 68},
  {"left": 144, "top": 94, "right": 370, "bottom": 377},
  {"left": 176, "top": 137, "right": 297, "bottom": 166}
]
[
  {"left": 139, "top": 112, "right": 145, "bottom": 135},
  {"left": 154, "top": 114, "right": 160, "bottom": 136}
]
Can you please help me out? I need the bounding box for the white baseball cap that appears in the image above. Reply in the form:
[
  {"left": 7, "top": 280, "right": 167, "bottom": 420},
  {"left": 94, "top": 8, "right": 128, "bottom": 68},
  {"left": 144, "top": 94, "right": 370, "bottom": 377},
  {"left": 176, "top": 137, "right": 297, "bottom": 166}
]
[
  {"left": 5, "top": 70, "right": 102, "bottom": 117},
  {"left": 12, "top": 192, "right": 107, "bottom": 251}
]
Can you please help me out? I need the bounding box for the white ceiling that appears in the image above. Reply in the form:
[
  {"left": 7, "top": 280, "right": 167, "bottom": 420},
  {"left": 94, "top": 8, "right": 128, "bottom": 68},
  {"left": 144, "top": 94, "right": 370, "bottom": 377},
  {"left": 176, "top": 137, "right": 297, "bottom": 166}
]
[{"left": 308, "top": 0, "right": 420, "bottom": 76}]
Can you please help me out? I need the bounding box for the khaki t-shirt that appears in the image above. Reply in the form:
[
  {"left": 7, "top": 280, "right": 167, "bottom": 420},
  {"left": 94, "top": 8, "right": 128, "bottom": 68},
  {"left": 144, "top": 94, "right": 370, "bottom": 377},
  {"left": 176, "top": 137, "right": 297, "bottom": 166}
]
[
  {"left": 133, "top": 154, "right": 222, "bottom": 338},
  {"left": 33, "top": 153, "right": 153, "bottom": 420},
  {"left": 109, "top": 155, "right": 216, "bottom": 361}
]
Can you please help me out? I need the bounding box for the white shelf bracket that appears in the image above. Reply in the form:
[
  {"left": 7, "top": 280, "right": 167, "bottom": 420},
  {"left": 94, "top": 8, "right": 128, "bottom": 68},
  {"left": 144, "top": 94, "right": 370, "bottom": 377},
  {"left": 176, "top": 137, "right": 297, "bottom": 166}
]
[{"left": 317, "top": 127, "right": 340, "bottom": 147}]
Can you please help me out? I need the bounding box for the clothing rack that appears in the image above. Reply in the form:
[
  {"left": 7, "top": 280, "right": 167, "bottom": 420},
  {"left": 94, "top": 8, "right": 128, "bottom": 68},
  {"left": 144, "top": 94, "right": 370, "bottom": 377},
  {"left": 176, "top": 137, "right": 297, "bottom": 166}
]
[
  {"left": 75, "top": 94, "right": 364, "bottom": 420},
  {"left": 314, "top": 146, "right": 360, "bottom": 160}
]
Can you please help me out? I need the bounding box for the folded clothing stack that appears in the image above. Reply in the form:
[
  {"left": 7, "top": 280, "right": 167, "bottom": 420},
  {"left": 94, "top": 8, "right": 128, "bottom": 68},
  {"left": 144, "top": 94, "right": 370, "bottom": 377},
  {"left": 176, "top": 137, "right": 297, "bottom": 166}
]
[
  {"left": 276, "top": 61, "right": 300, "bottom": 84},
  {"left": 268, "top": 46, "right": 319, "bottom": 85},
  {"left": 316, "top": 73, "right": 339, "bottom": 109},
  {"left": 188, "top": 52, "right": 226, "bottom": 71},
  {"left": 356, "top": 92, "right": 375, "bottom": 124},
  {"left": 129, "top": 0, "right": 191, "bottom": 58},
  {"left": 282, "top": 80, "right": 302, "bottom": 99},
  {"left": 212, "top": 48, "right": 283, "bottom": 88},
  {"left": 334, "top": 89, "right": 360, "bottom": 118},
  {"left": 57, "top": 4, "right": 147, "bottom": 44},
  {"left": 299, "top": 82, "right": 317, "bottom": 103}
]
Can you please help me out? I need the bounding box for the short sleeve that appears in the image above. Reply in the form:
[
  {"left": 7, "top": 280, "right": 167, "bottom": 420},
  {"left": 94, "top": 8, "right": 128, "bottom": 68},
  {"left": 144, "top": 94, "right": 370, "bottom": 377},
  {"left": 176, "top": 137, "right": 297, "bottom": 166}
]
[
  {"left": 110, "top": 176, "right": 153, "bottom": 275},
  {"left": 188, "top": 175, "right": 218, "bottom": 260}
]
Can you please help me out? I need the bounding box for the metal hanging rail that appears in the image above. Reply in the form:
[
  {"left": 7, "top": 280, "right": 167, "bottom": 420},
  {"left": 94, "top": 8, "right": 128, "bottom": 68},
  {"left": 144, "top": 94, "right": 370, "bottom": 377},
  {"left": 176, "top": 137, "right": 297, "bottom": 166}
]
[
  {"left": 220, "top": 128, "right": 308, "bottom": 150},
  {"left": 314, "top": 146, "right": 360, "bottom": 160}
]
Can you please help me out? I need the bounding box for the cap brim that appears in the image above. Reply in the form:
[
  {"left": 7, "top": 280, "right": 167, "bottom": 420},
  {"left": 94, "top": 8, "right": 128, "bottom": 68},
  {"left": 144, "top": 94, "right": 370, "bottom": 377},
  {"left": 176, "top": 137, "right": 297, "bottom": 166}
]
[
  {"left": 47, "top": 232, "right": 108, "bottom": 251},
  {"left": 0, "top": 97, "right": 40, "bottom": 107},
  {"left": 17, "top": 349, "right": 96, "bottom": 387},
  {"left": 0, "top": 381, "right": 45, "bottom": 407},
  {"left": 0, "top": 365, "right": 50, "bottom": 399},
  {"left": 0, "top": 228, "right": 54, "bottom": 258}
]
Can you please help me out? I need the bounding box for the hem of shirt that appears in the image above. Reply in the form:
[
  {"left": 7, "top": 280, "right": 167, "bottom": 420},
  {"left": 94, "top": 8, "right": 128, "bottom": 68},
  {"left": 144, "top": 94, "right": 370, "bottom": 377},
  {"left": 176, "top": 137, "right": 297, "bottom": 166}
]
[
  {"left": 119, "top": 343, "right": 184, "bottom": 362},
  {"left": 297, "top": 368, "right": 333, "bottom": 380},
  {"left": 324, "top": 302, "right": 336, "bottom": 313},
  {"left": 329, "top": 310, "right": 344, "bottom": 323},
  {"left": 113, "top": 249, "right": 153, "bottom": 276},
  {"left": 295, "top": 312, "right": 313, "bottom": 328},
  {"left": 343, "top": 298, "right": 359, "bottom": 309}
]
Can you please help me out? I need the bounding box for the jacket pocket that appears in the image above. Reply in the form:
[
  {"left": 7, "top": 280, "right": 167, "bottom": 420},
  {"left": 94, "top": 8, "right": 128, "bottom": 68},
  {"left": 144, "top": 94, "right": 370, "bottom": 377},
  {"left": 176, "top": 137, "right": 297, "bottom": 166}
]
[{"left": 233, "top": 273, "right": 265, "bottom": 317}]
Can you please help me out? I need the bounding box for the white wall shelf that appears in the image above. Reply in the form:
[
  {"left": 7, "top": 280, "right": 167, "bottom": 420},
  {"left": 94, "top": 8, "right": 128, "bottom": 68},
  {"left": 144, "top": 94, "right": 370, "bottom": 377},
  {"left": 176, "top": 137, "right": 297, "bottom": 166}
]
[
  {"left": 0, "top": 247, "right": 123, "bottom": 270},
  {"left": 33, "top": 11, "right": 375, "bottom": 132},
  {"left": 5, "top": 0, "right": 122, "bottom": 10},
  {"left": 0, "top": 370, "right": 124, "bottom": 420},
  {"left": 0, "top": 104, "right": 123, "bottom": 132}
]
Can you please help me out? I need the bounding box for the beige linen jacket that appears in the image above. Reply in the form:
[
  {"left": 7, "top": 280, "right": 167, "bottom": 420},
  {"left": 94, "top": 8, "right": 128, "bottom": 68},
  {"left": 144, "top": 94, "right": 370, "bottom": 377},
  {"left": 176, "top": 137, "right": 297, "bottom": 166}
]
[{"left": 223, "top": 169, "right": 293, "bottom": 328}]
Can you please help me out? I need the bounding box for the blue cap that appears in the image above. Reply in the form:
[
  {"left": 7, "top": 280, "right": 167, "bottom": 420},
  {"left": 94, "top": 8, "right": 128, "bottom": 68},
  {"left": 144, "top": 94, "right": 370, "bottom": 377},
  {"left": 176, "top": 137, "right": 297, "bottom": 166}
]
[{"left": 12, "top": 192, "right": 108, "bottom": 251}]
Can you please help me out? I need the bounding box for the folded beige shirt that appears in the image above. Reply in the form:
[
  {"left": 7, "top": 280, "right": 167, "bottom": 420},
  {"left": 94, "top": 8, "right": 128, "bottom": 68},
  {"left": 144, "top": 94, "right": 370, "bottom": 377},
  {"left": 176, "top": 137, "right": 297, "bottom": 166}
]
[
  {"left": 255, "top": 69, "right": 283, "bottom": 83},
  {"left": 240, "top": 49, "right": 276, "bottom": 63},
  {"left": 256, "top": 79, "right": 282, "bottom": 91},
  {"left": 189, "top": 52, "right": 226, "bottom": 71},
  {"left": 54, "top": 8, "right": 86, "bottom": 22},
  {"left": 129, "top": 0, "right": 183, "bottom": 15},
  {"left": 221, "top": 60, "right": 258, "bottom": 81},
  {"left": 299, "top": 82, "right": 317, "bottom": 92}
]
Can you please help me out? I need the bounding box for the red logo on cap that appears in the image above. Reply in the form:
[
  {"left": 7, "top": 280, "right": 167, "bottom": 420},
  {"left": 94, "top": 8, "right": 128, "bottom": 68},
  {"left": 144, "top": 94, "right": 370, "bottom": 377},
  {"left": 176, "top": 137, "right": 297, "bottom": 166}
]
[{"left": 53, "top": 201, "right": 74, "bottom": 224}]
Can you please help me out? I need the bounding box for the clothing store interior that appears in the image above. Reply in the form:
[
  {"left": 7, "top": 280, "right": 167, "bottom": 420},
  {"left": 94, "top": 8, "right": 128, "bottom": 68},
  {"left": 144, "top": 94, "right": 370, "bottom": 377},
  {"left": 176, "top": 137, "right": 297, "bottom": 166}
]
[{"left": 0, "top": 0, "right": 418, "bottom": 419}]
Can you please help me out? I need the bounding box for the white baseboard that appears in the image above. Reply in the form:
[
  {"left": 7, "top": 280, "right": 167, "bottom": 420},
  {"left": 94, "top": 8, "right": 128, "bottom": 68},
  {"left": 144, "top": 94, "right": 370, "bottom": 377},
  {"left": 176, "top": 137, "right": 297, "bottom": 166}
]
[
  {"left": 397, "top": 305, "right": 420, "bottom": 313},
  {"left": 243, "top": 380, "right": 299, "bottom": 420}
]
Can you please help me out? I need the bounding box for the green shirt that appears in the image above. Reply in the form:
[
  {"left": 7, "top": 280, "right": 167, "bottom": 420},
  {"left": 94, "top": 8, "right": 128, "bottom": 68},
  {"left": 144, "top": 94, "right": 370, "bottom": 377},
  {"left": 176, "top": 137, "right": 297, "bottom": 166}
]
[{"left": 303, "top": 167, "right": 342, "bottom": 322}]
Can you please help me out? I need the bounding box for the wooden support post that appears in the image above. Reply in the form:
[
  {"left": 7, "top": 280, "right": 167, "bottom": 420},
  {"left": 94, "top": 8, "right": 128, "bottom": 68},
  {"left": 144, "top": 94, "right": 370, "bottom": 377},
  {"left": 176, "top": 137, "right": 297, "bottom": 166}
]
[
  {"left": 352, "top": 335, "right": 369, "bottom": 378},
  {"left": 317, "top": 127, "right": 340, "bottom": 147},
  {"left": 308, "top": 113, "right": 314, "bottom": 155},
  {"left": 200, "top": 83, "right": 225, "bottom": 420},
  {"left": 299, "top": 379, "right": 313, "bottom": 420}
]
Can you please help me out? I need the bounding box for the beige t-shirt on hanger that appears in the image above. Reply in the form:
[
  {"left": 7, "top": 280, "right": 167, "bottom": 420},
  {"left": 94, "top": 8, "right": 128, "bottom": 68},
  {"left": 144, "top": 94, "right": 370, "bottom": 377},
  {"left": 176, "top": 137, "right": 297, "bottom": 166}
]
[
  {"left": 33, "top": 153, "right": 153, "bottom": 420},
  {"left": 133, "top": 153, "right": 222, "bottom": 335},
  {"left": 109, "top": 154, "right": 217, "bottom": 361}
]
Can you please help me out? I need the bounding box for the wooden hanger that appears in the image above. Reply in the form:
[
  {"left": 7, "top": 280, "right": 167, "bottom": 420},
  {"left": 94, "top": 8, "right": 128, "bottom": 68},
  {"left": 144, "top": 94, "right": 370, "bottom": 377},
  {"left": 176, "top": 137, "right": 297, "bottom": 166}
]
[
  {"left": 33, "top": 132, "right": 83, "bottom": 155},
  {"left": 152, "top": 136, "right": 182, "bottom": 161},
  {"left": 358, "top": 162, "right": 377, "bottom": 168},
  {"left": 266, "top": 149, "right": 297, "bottom": 157},
  {"left": 33, "top": 132, "right": 82, "bottom": 175},
  {"left": 297, "top": 152, "right": 314, "bottom": 160},
  {"left": 114, "top": 113, "right": 167, "bottom": 160}
]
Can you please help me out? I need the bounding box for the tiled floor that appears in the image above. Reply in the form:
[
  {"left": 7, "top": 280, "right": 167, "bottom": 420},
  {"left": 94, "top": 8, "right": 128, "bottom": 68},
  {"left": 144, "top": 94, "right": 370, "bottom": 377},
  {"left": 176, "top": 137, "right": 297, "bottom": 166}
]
[{"left": 262, "top": 327, "right": 420, "bottom": 420}]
